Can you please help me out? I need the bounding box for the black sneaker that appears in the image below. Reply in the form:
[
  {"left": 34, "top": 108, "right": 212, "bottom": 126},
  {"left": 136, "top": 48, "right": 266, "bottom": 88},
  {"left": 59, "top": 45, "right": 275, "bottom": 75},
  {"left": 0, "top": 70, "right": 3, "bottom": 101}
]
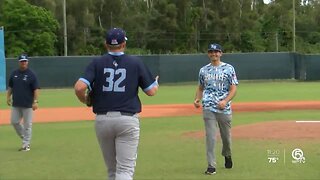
[
  {"left": 18, "top": 145, "right": 30, "bottom": 152},
  {"left": 225, "top": 156, "right": 233, "bottom": 168},
  {"left": 204, "top": 167, "right": 216, "bottom": 175}
]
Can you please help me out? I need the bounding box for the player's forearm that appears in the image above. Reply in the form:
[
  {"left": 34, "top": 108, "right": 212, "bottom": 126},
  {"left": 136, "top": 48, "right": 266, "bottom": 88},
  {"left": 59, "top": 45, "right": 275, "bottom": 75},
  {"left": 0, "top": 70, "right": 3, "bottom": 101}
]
[
  {"left": 195, "top": 92, "right": 202, "bottom": 101},
  {"left": 145, "top": 77, "right": 159, "bottom": 96},
  {"left": 145, "top": 85, "right": 158, "bottom": 96},
  {"left": 74, "top": 80, "right": 87, "bottom": 104},
  {"left": 33, "top": 89, "right": 39, "bottom": 101},
  {"left": 193, "top": 85, "right": 203, "bottom": 108},
  {"left": 194, "top": 86, "right": 203, "bottom": 101},
  {"left": 6, "top": 88, "right": 12, "bottom": 100},
  {"left": 224, "top": 85, "right": 237, "bottom": 102},
  {"left": 75, "top": 90, "right": 86, "bottom": 104}
]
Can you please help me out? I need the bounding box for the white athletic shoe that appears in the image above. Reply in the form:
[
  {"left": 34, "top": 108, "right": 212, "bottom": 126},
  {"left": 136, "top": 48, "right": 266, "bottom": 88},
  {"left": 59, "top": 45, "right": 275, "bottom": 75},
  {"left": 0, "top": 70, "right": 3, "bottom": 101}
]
[
  {"left": 205, "top": 167, "right": 216, "bottom": 175},
  {"left": 18, "top": 145, "right": 30, "bottom": 151}
]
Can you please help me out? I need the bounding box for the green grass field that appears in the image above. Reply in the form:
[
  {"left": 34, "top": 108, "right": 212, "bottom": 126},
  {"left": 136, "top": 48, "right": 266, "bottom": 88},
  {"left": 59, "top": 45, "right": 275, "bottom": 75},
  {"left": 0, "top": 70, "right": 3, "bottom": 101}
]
[
  {"left": 1, "top": 81, "right": 320, "bottom": 179},
  {"left": 1, "top": 80, "right": 320, "bottom": 108}
]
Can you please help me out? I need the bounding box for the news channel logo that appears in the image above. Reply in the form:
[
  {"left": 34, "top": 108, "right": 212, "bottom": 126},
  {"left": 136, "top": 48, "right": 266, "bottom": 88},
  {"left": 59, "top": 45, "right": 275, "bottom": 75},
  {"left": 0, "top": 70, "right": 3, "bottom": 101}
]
[
  {"left": 291, "top": 148, "right": 306, "bottom": 163},
  {"left": 266, "top": 148, "right": 306, "bottom": 164}
]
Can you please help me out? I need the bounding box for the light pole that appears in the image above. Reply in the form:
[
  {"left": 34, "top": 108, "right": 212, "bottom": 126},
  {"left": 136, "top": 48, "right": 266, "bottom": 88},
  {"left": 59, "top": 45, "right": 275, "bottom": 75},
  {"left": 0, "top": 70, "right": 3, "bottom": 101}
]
[
  {"left": 63, "top": 0, "right": 68, "bottom": 56},
  {"left": 293, "top": 0, "right": 296, "bottom": 52}
]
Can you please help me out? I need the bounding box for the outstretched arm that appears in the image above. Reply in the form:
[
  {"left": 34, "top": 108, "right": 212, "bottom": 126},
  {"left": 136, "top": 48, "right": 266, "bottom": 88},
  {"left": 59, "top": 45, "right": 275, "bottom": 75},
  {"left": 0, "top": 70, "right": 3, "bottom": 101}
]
[{"left": 145, "top": 76, "right": 159, "bottom": 96}]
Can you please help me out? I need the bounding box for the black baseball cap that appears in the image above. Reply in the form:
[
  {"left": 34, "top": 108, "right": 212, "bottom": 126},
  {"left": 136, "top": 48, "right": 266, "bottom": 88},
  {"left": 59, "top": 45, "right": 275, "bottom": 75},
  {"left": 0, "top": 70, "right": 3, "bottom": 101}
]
[
  {"left": 18, "top": 54, "right": 28, "bottom": 61},
  {"left": 208, "top": 43, "right": 223, "bottom": 52},
  {"left": 105, "top": 28, "right": 128, "bottom": 45}
]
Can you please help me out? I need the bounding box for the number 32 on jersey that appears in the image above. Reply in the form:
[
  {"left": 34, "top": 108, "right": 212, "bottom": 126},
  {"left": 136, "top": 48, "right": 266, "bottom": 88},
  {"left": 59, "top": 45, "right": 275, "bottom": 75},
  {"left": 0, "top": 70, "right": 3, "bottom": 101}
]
[{"left": 103, "top": 68, "right": 126, "bottom": 92}]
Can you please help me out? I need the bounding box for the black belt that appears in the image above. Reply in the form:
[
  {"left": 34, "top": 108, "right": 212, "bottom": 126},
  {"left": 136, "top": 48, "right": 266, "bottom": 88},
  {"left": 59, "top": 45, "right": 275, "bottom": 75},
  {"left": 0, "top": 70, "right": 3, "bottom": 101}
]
[{"left": 97, "top": 111, "right": 135, "bottom": 116}]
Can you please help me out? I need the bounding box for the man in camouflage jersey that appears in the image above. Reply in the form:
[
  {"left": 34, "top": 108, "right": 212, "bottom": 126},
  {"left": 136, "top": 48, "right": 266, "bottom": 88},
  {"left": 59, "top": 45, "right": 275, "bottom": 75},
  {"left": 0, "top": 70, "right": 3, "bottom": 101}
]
[{"left": 194, "top": 43, "right": 238, "bottom": 175}]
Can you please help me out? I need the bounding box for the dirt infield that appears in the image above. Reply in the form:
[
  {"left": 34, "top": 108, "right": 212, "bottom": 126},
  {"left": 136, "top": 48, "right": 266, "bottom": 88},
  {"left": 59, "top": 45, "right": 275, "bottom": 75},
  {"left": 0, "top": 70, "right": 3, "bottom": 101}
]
[
  {"left": 1, "top": 101, "right": 320, "bottom": 125},
  {"left": 1, "top": 101, "right": 320, "bottom": 139},
  {"left": 183, "top": 120, "right": 320, "bottom": 140}
]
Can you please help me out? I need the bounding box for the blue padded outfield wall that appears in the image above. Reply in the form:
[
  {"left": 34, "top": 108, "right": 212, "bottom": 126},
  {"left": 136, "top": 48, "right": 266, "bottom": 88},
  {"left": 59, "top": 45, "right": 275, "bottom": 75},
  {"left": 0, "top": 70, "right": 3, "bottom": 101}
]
[
  {"left": 0, "top": 27, "right": 6, "bottom": 91},
  {"left": 5, "top": 52, "right": 320, "bottom": 88}
]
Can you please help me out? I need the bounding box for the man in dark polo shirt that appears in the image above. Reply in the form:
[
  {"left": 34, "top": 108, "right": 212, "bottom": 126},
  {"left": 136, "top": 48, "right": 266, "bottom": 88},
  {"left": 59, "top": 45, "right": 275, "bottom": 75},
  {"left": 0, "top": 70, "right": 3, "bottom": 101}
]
[{"left": 7, "top": 53, "right": 40, "bottom": 151}]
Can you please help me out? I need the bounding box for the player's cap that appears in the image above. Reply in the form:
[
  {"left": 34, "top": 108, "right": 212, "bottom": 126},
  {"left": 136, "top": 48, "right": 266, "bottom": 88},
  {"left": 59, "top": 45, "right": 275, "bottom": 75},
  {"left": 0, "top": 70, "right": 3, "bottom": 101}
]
[
  {"left": 18, "top": 54, "right": 29, "bottom": 62},
  {"left": 208, "top": 43, "right": 223, "bottom": 52},
  {"left": 106, "top": 28, "right": 128, "bottom": 45}
]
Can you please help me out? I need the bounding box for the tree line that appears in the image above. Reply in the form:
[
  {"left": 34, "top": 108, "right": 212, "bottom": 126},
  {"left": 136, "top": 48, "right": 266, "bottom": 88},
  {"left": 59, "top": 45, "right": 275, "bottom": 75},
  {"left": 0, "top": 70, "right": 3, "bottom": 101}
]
[{"left": 1, "top": 0, "right": 320, "bottom": 57}]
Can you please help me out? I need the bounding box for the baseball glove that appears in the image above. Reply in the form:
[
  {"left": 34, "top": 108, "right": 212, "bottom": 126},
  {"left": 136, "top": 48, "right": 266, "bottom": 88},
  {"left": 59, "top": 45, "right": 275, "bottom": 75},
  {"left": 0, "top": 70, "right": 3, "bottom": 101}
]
[{"left": 85, "top": 89, "right": 93, "bottom": 107}]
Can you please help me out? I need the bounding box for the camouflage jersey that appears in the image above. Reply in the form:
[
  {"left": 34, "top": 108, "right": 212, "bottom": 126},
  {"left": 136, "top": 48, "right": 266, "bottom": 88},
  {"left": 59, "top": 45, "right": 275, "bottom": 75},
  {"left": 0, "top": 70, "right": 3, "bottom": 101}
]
[{"left": 198, "top": 62, "right": 238, "bottom": 114}]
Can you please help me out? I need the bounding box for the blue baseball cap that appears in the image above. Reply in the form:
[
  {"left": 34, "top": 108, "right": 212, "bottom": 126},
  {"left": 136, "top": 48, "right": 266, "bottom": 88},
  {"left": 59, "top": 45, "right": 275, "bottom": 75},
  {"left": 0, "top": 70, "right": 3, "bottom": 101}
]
[
  {"left": 208, "top": 43, "right": 223, "bottom": 52},
  {"left": 106, "top": 28, "right": 128, "bottom": 45},
  {"left": 18, "top": 54, "right": 28, "bottom": 61}
]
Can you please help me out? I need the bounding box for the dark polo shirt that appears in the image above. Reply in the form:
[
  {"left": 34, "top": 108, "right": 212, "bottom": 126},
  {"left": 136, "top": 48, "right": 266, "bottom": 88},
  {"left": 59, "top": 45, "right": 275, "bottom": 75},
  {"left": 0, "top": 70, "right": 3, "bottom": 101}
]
[{"left": 8, "top": 69, "right": 39, "bottom": 108}]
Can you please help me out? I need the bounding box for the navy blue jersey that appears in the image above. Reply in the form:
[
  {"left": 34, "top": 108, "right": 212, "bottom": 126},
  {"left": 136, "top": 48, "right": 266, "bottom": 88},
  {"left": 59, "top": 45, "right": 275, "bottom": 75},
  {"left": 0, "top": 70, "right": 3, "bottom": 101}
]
[
  {"left": 8, "top": 69, "right": 39, "bottom": 108},
  {"left": 80, "top": 53, "right": 157, "bottom": 114}
]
